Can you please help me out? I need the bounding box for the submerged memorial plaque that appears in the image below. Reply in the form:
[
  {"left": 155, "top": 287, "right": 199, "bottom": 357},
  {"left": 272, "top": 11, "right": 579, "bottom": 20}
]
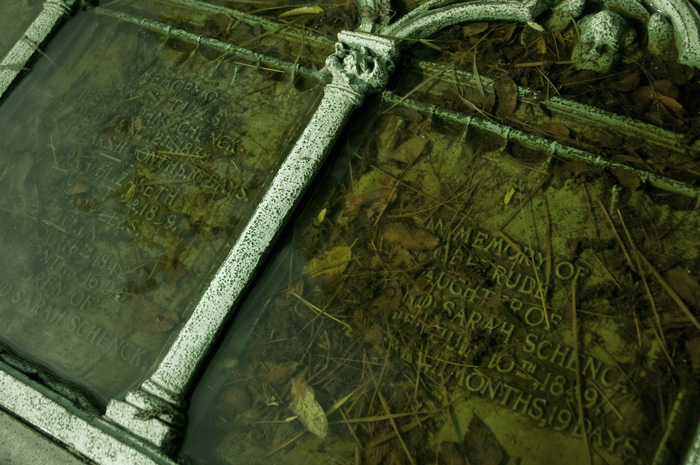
[
  {"left": 0, "top": 10, "right": 321, "bottom": 402},
  {"left": 182, "top": 102, "right": 700, "bottom": 465}
]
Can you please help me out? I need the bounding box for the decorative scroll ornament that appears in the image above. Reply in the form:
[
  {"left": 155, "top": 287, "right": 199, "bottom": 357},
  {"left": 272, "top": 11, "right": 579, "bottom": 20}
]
[
  {"left": 361, "top": 0, "right": 700, "bottom": 73},
  {"left": 548, "top": 0, "right": 700, "bottom": 71},
  {"left": 571, "top": 10, "right": 637, "bottom": 73}
]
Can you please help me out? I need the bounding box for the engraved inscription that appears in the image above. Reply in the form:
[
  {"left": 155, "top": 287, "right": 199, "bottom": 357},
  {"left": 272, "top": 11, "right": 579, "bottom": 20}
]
[{"left": 0, "top": 17, "right": 320, "bottom": 401}]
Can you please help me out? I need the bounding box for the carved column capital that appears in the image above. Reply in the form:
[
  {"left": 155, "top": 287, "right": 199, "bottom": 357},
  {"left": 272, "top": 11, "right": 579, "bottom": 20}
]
[{"left": 323, "top": 31, "right": 399, "bottom": 106}]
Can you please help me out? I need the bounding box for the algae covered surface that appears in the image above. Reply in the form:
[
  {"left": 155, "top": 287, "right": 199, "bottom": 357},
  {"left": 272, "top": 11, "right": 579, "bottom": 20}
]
[{"left": 183, "top": 99, "right": 700, "bottom": 465}]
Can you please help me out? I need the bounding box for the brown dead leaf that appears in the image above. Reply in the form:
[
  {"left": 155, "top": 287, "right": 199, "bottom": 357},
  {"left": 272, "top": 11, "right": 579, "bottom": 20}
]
[
  {"left": 536, "top": 37, "right": 547, "bottom": 54},
  {"left": 685, "top": 338, "right": 700, "bottom": 370},
  {"left": 537, "top": 122, "right": 570, "bottom": 139},
  {"left": 633, "top": 85, "right": 655, "bottom": 111},
  {"left": 653, "top": 80, "right": 678, "bottom": 99},
  {"left": 370, "top": 286, "right": 403, "bottom": 315},
  {"left": 463, "top": 22, "right": 489, "bottom": 37},
  {"left": 664, "top": 269, "right": 700, "bottom": 309},
  {"left": 219, "top": 387, "right": 250, "bottom": 419},
  {"left": 567, "top": 238, "right": 580, "bottom": 262},
  {"left": 390, "top": 136, "right": 428, "bottom": 165},
  {"left": 496, "top": 24, "right": 517, "bottom": 43},
  {"left": 344, "top": 189, "right": 397, "bottom": 217},
  {"left": 383, "top": 106, "right": 424, "bottom": 124},
  {"left": 608, "top": 70, "right": 640, "bottom": 92},
  {"left": 464, "top": 415, "right": 503, "bottom": 465},
  {"left": 67, "top": 184, "right": 89, "bottom": 195},
  {"left": 460, "top": 87, "right": 496, "bottom": 112},
  {"left": 656, "top": 94, "right": 684, "bottom": 119},
  {"left": 440, "top": 416, "right": 503, "bottom": 465},
  {"left": 611, "top": 169, "right": 641, "bottom": 190},
  {"left": 162, "top": 258, "right": 186, "bottom": 285},
  {"left": 554, "top": 161, "right": 591, "bottom": 179},
  {"left": 441, "top": 441, "right": 466, "bottom": 465},
  {"left": 267, "top": 361, "right": 299, "bottom": 385},
  {"left": 13, "top": 152, "right": 34, "bottom": 196},
  {"left": 363, "top": 324, "right": 383, "bottom": 347},
  {"left": 634, "top": 85, "right": 685, "bottom": 124},
  {"left": 382, "top": 222, "right": 440, "bottom": 251},
  {"left": 407, "top": 276, "right": 431, "bottom": 296},
  {"left": 365, "top": 440, "right": 390, "bottom": 465},
  {"left": 494, "top": 77, "right": 518, "bottom": 118}
]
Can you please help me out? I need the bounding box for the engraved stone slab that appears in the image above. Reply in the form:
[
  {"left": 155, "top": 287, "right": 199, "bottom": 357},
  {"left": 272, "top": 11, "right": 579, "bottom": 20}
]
[
  {"left": 0, "top": 0, "right": 44, "bottom": 59},
  {"left": 181, "top": 101, "right": 700, "bottom": 465},
  {"left": 0, "top": 11, "right": 321, "bottom": 403}
]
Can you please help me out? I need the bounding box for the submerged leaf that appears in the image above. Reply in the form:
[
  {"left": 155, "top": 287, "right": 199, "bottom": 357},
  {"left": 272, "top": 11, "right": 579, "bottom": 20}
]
[
  {"left": 67, "top": 184, "right": 89, "bottom": 195},
  {"left": 382, "top": 222, "right": 440, "bottom": 251},
  {"left": 685, "top": 338, "right": 700, "bottom": 370},
  {"left": 13, "top": 152, "right": 34, "bottom": 196},
  {"left": 279, "top": 6, "right": 323, "bottom": 18},
  {"left": 390, "top": 135, "right": 428, "bottom": 165},
  {"left": 527, "top": 20, "right": 545, "bottom": 31},
  {"left": 344, "top": 189, "right": 397, "bottom": 217},
  {"left": 665, "top": 269, "right": 700, "bottom": 308},
  {"left": 463, "top": 22, "right": 489, "bottom": 37},
  {"left": 611, "top": 169, "right": 641, "bottom": 190},
  {"left": 308, "top": 246, "right": 352, "bottom": 277},
  {"left": 441, "top": 441, "right": 466, "bottom": 465},
  {"left": 494, "top": 77, "right": 518, "bottom": 118},
  {"left": 267, "top": 361, "right": 299, "bottom": 385},
  {"left": 504, "top": 186, "right": 516, "bottom": 205},
  {"left": 464, "top": 415, "right": 503, "bottom": 465},
  {"left": 537, "top": 122, "right": 570, "bottom": 139},
  {"left": 289, "top": 374, "right": 328, "bottom": 438},
  {"left": 440, "top": 415, "right": 502, "bottom": 465}
]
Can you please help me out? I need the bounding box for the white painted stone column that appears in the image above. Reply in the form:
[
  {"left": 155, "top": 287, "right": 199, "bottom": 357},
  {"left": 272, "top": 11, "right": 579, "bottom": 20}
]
[{"left": 105, "top": 31, "right": 400, "bottom": 450}]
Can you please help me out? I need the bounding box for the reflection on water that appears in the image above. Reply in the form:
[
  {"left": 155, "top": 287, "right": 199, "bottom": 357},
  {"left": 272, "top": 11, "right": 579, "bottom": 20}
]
[
  {"left": 183, "top": 100, "right": 700, "bottom": 464},
  {"left": 0, "top": 8, "right": 320, "bottom": 403},
  {"left": 0, "top": 0, "right": 44, "bottom": 59}
]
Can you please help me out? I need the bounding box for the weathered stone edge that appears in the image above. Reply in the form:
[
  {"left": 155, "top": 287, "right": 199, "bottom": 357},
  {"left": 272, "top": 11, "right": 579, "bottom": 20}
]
[{"left": 0, "top": 361, "right": 177, "bottom": 465}]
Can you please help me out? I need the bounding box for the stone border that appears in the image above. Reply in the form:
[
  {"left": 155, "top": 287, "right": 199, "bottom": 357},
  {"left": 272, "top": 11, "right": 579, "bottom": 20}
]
[
  {"left": 0, "top": 361, "right": 177, "bottom": 465},
  {"left": 382, "top": 91, "right": 700, "bottom": 202},
  {"left": 409, "top": 60, "right": 700, "bottom": 202},
  {"left": 0, "top": 0, "right": 698, "bottom": 463},
  {"left": 95, "top": 8, "right": 318, "bottom": 81}
]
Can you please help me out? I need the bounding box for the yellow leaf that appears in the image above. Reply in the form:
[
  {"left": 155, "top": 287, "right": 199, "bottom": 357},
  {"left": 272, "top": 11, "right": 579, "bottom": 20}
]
[
  {"left": 279, "top": 6, "right": 323, "bottom": 18},
  {"left": 314, "top": 208, "right": 327, "bottom": 226},
  {"left": 504, "top": 186, "right": 516, "bottom": 205},
  {"left": 527, "top": 20, "right": 545, "bottom": 32},
  {"left": 308, "top": 246, "right": 352, "bottom": 277},
  {"left": 125, "top": 183, "right": 136, "bottom": 200}
]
